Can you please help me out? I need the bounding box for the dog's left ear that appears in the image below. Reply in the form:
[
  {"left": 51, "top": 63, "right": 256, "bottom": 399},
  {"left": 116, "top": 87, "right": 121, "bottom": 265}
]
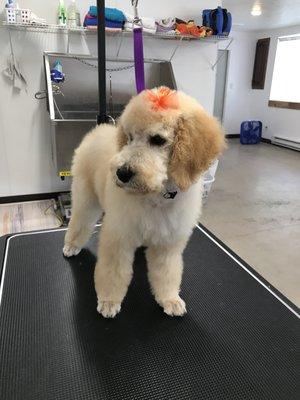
[
  {"left": 169, "top": 110, "right": 226, "bottom": 191},
  {"left": 117, "top": 125, "right": 128, "bottom": 150}
]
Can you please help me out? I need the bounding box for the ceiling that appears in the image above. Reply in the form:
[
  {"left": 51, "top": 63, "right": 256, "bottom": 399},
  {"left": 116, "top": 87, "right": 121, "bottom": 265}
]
[{"left": 223, "top": 0, "right": 300, "bottom": 31}]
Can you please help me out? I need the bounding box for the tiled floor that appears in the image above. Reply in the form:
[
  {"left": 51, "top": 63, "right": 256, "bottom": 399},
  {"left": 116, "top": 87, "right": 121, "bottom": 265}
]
[
  {"left": 1, "top": 142, "right": 299, "bottom": 307},
  {"left": 0, "top": 199, "right": 62, "bottom": 236},
  {"left": 201, "top": 140, "right": 300, "bottom": 307}
]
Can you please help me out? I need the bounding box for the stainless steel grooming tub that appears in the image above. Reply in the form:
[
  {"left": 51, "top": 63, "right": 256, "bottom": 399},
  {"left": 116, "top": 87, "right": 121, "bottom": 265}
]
[{"left": 44, "top": 52, "right": 177, "bottom": 178}]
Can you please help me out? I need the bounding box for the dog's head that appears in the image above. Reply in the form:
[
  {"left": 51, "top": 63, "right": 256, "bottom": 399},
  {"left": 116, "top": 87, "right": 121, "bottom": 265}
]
[{"left": 111, "top": 87, "right": 226, "bottom": 194}]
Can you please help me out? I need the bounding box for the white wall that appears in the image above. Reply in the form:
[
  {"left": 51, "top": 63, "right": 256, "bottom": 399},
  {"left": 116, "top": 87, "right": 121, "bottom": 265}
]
[
  {"left": 0, "top": 0, "right": 221, "bottom": 197},
  {"left": 222, "top": 26, "right": 300, "bottom": 141},
  {"left": 8, "top": 0, "right": 215, "bottom": 26}
]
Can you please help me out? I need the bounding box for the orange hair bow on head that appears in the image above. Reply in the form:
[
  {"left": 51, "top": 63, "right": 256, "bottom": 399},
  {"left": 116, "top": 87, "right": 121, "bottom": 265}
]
[{"left": 146, "top": 87, "right": 179, "bottom": 111}]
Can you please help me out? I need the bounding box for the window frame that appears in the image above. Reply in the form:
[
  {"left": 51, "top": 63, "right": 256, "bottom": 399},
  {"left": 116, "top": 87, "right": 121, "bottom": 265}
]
[{"left": 269, "top": 34, "right": 300, "bottom": 110}]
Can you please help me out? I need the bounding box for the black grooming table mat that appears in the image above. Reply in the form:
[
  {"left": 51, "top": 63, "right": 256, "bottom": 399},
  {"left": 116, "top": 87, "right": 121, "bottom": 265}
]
[{"left": 0, "top": 227, "right": 299, "bottom": 400}]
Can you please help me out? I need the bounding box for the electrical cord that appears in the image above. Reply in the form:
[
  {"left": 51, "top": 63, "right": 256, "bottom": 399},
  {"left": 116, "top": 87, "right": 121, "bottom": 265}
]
[{"left": 44, "top": 201, "right": 64, "bottom": 227}]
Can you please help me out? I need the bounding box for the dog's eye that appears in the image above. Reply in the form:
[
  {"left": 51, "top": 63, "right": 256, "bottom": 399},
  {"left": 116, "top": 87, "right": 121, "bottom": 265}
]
[
  {"left": 128, "top": 134, "right": 133, "bottom": 143},
  {"left": 149, "top": 135, "right": 166, "bottom": 146}
]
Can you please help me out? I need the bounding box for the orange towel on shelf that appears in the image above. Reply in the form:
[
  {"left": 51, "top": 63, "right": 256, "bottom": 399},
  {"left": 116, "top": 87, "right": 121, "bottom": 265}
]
[{"left": 175, "top": 19, "right": 213, "bottom": 37}]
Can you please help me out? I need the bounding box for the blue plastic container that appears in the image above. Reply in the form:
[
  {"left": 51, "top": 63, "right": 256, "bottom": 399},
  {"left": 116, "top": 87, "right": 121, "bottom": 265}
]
[
  {"left": 202, "top": 7, "right": 232, "bottom": 36},
  {"left": 240, "top": 121, "right": 262, "bottom": 144}
]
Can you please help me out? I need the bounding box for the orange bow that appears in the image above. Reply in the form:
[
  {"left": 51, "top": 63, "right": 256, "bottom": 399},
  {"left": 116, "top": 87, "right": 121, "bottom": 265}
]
[{"left": 146, "top": 87, "right": 179, "bottom": 111}]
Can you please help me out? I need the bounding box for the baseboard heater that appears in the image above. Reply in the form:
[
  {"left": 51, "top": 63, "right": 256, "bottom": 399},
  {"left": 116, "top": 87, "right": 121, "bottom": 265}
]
[{"left": 271, "top": 136, "right": 300, "bottom": 151}]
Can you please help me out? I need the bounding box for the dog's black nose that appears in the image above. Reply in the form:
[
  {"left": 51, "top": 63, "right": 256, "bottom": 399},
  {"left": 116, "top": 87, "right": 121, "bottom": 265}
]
[{"left": 116, "top": 166, "right": 134, "bottom": 183}]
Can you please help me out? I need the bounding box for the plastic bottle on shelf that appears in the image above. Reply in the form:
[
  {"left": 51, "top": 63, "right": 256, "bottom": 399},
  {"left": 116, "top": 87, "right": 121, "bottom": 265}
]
[
  {"left": 67, "top": 0, "right": 78, "bottom": 28},
  {"left": 5, "top": 0, "right": 14, "bottom": 8},
  {"left": 58, "top": 0, "right": 67, "bottom": 26}
]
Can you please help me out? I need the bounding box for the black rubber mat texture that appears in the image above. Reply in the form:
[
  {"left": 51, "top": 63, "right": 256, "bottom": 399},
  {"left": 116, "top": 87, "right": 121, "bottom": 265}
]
[{"left": 0, "top": 228, "right": 299, "bottom": 400}]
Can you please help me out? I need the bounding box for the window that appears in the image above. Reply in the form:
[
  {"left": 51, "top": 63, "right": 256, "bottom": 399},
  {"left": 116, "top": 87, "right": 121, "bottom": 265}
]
[{"left": 269, "top": 34, "right": 300, "bottom": 110}]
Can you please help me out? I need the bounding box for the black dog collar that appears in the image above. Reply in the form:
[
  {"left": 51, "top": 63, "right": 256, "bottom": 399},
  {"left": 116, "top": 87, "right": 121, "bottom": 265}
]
[
  {"left": 163, "top": 191, "right": 178, "bottom": 199},
  {"left": 162, "top": 181, "right": 179, "bottom": 199}
]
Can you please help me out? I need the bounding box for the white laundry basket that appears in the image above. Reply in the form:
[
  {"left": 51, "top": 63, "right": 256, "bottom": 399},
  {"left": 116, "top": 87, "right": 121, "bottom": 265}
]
[{"left": 202, "top": 159, "right": 219, "bottom": 202}]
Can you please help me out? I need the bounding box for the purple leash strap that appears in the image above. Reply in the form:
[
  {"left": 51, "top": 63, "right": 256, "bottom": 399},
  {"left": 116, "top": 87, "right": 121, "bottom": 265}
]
[{"left": 133, "top": 27, "right": 145, "bottom": 93}]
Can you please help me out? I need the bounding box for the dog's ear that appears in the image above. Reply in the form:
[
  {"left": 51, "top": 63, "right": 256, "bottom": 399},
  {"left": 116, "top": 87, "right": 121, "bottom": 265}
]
[
  {"left": 169, "top": 111, "right": 226, "bottom": 191},
  {"left": 117, "top": 125, "right": 128, "bottom": 150}
]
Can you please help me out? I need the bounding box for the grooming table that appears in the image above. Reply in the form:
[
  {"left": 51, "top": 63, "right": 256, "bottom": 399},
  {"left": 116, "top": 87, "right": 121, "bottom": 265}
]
[{"left": 0, "top": 226, "right": 298, "bottom": 400}]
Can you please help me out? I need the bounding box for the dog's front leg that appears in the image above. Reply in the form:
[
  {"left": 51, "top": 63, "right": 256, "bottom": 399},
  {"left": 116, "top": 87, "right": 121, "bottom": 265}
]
[
  {"left": 146, "top": 241, "right": 187, "bottom": 316},
  {"left": 94, "top": 225, "right": 135, "bottom": 318}
]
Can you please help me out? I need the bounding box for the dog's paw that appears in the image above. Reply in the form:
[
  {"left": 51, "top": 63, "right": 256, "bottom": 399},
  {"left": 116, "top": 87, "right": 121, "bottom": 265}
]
[
  {"left": 97, "top": 301, "right": 121, "bottom": 318},
  {"left": 161, "top": 297, "right": 187, "bottom": 317},
  {"left": 63, "top": 243, "right": 81, "bottom": 257}
]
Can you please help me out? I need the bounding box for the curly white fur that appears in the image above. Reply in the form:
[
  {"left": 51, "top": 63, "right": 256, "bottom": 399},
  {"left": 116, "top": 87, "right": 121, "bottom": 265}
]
[{"left": 63, "top": 88, "right": 225, "bottom": 318}]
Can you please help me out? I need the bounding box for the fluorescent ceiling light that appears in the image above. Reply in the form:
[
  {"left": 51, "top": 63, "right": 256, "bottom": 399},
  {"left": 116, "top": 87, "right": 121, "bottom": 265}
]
[
  {"left": 251, "top": 5, "right": 262, "bottom": 16},
  {"left": 251, "top": 9, "right": 262, "bottom": 16}
]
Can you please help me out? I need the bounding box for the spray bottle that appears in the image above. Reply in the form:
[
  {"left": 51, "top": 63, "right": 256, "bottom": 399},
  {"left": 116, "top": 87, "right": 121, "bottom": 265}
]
[{"left": 58, "top": 0, "right": 67, "bottom": 26}]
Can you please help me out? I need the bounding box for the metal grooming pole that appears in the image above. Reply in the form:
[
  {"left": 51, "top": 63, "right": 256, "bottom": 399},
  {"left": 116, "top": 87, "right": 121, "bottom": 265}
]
[
  {"left": 57, "top": 1, "right": 107, "bottom": 217},
  {"left": 97, "top": 0, "right": 109, "bottom": 124}
]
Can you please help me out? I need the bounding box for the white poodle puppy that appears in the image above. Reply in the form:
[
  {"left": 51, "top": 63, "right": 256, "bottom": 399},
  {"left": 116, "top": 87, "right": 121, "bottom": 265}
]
[{"left": 63, "top": 87, "right": 225, "bottom": 318}]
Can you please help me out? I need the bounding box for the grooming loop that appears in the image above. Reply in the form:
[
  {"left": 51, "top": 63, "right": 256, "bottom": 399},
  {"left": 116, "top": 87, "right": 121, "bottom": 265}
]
[{"left": 131, "top": 0, "right": 145, "bottom": 93}]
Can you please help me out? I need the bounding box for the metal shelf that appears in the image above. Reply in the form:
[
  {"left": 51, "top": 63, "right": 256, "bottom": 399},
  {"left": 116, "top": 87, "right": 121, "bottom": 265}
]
[{"left": 2, "top": 21, "right": 232, "bottom": 43}]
